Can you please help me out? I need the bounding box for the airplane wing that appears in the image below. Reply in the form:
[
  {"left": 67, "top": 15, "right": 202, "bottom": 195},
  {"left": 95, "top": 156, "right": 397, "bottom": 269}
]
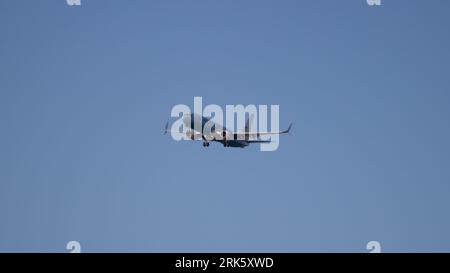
[
  {"left": 244, "top": 139, "right": 272, "bottom": 143},
  {"left": 232, "top": 123, "right": 292, "bottom": 139},
  {"left": 163, "top": 122, "right": 191, "bottom": 135},
  {"left": 163, "top": 122, "right": 173, "bottom": 135}
]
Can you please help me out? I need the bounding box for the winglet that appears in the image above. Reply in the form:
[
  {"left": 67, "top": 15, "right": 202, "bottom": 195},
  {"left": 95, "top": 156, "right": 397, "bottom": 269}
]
[
  {"left": 283, "top": 123, "right": 293, "bottom": 134},
  {"left": 164, "top": 122, "right": 169, "bottom": 135}
]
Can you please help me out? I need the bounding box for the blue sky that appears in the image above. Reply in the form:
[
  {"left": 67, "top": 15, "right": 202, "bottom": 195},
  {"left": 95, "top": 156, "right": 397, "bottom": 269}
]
[{"left": 1, "top": 0, "right": 450, "bottom": 252}]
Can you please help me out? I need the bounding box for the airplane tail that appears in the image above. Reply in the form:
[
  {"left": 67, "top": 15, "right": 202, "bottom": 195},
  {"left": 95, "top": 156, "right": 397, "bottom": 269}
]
[{"left": 244, "top": 114, "right": 255, "bottom": 133}]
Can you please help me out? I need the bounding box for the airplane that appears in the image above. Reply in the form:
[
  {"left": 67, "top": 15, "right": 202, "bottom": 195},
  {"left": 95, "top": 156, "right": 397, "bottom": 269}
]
[{"left": 164, "top": 113, "right": 292, "bottom": 148}]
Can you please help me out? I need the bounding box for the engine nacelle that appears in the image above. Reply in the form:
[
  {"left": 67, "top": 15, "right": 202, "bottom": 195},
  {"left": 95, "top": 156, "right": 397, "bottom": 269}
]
[{"left": 185, "top": 130, "right": 195, "bottom": 140}]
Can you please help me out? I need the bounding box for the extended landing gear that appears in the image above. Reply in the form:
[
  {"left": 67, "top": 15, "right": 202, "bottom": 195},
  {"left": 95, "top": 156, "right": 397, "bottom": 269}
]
[
  {"left": 222, "top": 131, "right": 229, "bottom": 147},
  {"left": 202, "top": 142, "right": 210, "bottom": 147}
]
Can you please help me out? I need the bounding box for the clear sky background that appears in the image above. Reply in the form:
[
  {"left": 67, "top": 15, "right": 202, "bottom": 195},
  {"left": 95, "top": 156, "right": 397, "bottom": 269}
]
[{"left": 1, "top": 0, "right": 450, "bottom": 252}]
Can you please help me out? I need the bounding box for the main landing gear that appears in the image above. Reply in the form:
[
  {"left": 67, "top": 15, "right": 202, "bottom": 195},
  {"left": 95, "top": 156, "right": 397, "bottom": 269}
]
[
  {"left": 222, "top": 131, "right": 229, "bottom": 147},
  {"left": 202, "top": 142, "right": 210, "bottom": 147}
]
